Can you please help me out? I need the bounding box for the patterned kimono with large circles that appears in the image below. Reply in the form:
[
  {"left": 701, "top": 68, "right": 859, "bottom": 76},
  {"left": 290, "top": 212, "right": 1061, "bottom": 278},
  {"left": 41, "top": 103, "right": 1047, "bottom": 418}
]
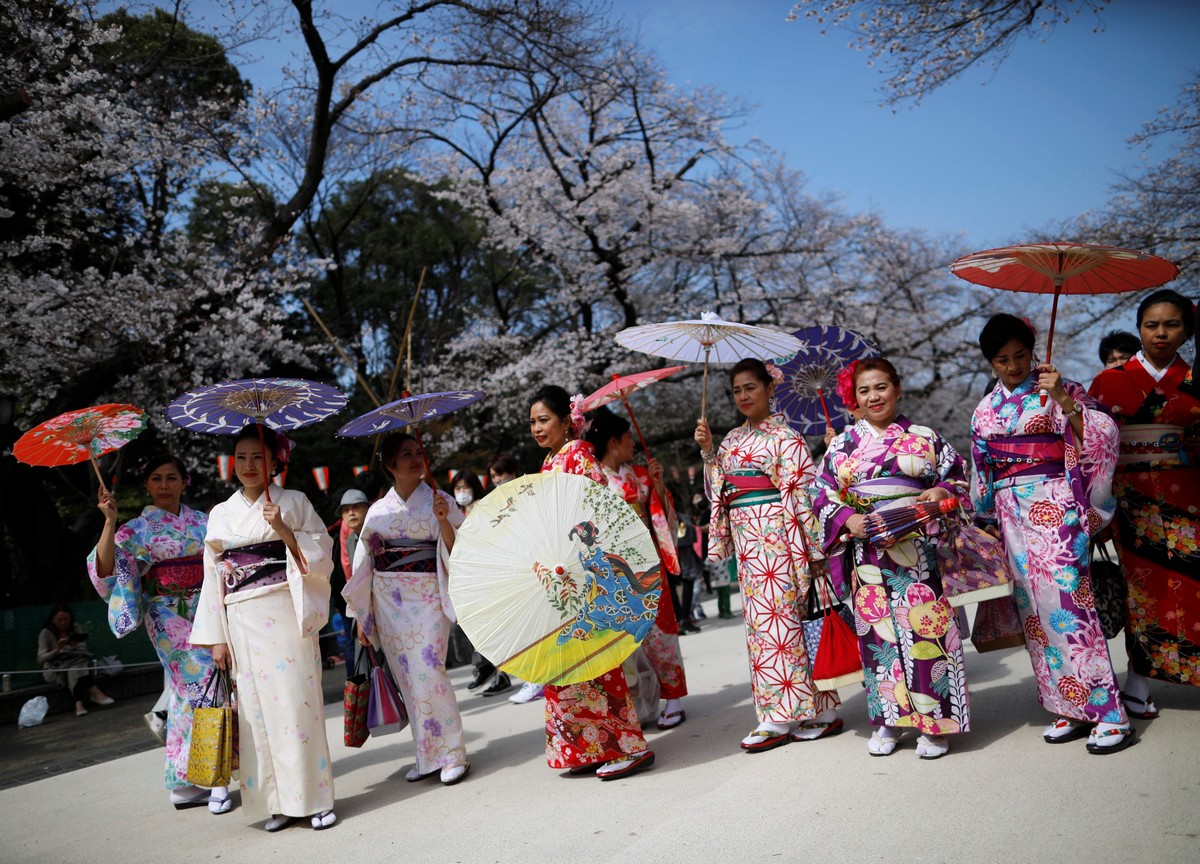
[
  {"left": 971, "top": 374, "right": 1128, "bottom": 725},
  {"left": 812, "top": 417, "right": 971, "bottom": 735},
  {"left": 87, "top": 504, "right": 212, "bottom": 789},
  {"left": 540, "top": 440, "right": 651, "bottom": 768},
  {"left": 705, "top": 415, "right": 840, "bottom": 724}
]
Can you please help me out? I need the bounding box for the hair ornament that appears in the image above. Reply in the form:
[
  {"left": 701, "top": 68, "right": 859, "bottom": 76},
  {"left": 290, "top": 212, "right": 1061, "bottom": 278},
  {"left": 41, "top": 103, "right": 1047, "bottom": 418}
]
[
  {"left": 765, "top": 362, "right": 785, "bottom": 385},
  {"left": 835, "top": 360, "right": 861, "bottom": 410},
  {"left": 569, "top": 393, "right": 591, "bottom": 437}
]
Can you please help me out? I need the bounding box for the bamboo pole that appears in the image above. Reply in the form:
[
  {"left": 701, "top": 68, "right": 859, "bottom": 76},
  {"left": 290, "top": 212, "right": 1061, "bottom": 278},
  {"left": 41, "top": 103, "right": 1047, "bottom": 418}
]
[{"left": 299, "top": 296, "right": 382, "bottom": 407}]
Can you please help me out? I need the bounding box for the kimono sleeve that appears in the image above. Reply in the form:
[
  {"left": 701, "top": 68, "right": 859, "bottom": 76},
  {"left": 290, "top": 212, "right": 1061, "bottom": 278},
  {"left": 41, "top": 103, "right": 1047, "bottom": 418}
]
[
  {"left": 435, "top": 489, "right": 464, "bottom": 622},
  {"left": 639, "top": 466, "right": 681, "bottom": 576},
  {"left": 704, "top": 440, "right": 732, "bottom": 563},
  {"left": 86, "top": 521, "right": 146, "bottom": 639},
  {"left": 809, "top": 434, "right": 856, "bottom": 557},
  {"left": 284, "top": 492, "right": 334, "bottom": 639},
  {"left": 190, "top": 515, "right": 229, "bottom": 648},
  {"left": 768, "top": 431, "right": 823, "bottom": 566},
  {"left": 1061, "top": 380, "right": 1120, "bottom": 528},
  {"left": 968, "top": 405, "right": 996, "bottom": 522}
]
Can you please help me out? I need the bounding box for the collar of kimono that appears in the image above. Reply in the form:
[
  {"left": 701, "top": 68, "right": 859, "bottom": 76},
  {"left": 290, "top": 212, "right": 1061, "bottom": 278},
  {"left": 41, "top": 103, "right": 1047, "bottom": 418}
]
[
  {"left": 1128, "top": 353, "right": 1188, "bottom": 394},
  {"left": 389, "top": 481, "right": 431, "bottom": 506},
  {"left": 859, "top": 413, "right": 911, "bottom": 439},
  {"left": 996, "top": 374, "right": 1037, "bottom": 403}
]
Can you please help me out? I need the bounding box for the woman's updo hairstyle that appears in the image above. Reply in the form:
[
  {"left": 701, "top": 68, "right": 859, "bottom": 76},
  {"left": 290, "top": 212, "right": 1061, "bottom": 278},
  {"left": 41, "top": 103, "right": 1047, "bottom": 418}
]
[
  {"left": 728, "top": 358, "right": 773, "bottom": 387},
  {"left": 140, "top": 454, "right": 190, "bottom": 485},
  {"left": 978, "top": 314, "right": 1035, "bottom": 362},
  {"left": 233, "top": 424, "right": 288, "bottom": 476},
  {"left": 528, "top": 384, "right": 572, "bottom": 420},
  {"left": 1136, "top": 288, "right": 1196, "bottom": 338},
  {"left": 583, "top": 405, "right": 631, "bottom": 460},
  {"left": 379, "top": 432, "right": 419, "bottom": 479},
  {"left": 852, "top": 358, "right": 901, "bottom": 391}
]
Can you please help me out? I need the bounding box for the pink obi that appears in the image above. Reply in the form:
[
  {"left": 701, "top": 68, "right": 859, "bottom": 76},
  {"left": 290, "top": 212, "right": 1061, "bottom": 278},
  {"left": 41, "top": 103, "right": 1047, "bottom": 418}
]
[{"left": 145, "top": 554, "right": 204, "bottom": 596}]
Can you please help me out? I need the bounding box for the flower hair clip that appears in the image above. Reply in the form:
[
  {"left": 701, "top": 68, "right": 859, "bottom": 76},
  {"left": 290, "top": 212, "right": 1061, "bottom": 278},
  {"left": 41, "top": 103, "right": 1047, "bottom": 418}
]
[
  {"left": 274, "top": 430, "right": 296, "bottom": 465},
  {"left": 835, "top": 360, "right": 861, "bottom": 410},
  {"left": 568, "top": 393, "right": 591, "bottom": 438},
  {"left": 1020, "top": 316, "right": 1038, "bottom": 336},
  {"left": 765, "top": 362, "right": 785, "bottom": 386}
]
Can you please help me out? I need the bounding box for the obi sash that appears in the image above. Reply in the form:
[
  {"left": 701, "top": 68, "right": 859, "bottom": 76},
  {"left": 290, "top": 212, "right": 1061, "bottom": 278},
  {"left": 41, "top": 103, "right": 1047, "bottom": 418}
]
[
  {"left": 146, "top": 554, "right": 204, "bottom": 595},
  {"left": 374, "top": 539, "right": 437, "bottom": 573},
  {"left": 979, "top": 433, "right": 1066, "bottom": 513},
  {"left": 221, "top": 540, "right": 288, "bottom": 593},
  {"left": 845, "top": 476, "right": 926, "bottom": 513},
  {"left": 1117, "top": 424, "right": 1190, "bottom": 470},
  {"left": 721, "top": 470, "right": 781, "bottom": 509}
]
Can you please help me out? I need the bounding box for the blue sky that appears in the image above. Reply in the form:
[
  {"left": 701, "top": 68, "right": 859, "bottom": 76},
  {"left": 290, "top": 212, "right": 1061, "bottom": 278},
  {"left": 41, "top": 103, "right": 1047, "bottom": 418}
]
[{"left": 612, "top": 1, "right": 1200, "bottom": 249}]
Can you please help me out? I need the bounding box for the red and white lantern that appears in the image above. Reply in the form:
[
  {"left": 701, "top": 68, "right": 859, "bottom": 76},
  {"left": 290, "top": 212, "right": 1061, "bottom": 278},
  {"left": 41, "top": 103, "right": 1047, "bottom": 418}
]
[
  {"left": 352, "top": 465, "right": 369, "bottom": 477},
  {"left": 312, "top": 466, "right": 330, "bottom": 491},
  {"left": 217, "top": 454, "right": 233, "bottom": 482}
]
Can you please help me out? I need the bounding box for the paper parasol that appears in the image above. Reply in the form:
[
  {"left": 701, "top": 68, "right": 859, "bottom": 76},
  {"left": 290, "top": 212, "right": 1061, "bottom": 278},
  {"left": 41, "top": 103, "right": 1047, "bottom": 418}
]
[
  {"left": 614, "top": 311, "right": 804, "bottom": 417},
  {"left": 449, "top": 471, "right": 662, "bottom": 686},
  {"left": 165, "top": 377, "right": 347, "bottom": 501},
  {"left": 13, "top": 403, "right": 147, "bottom": 493},
  {"left": 773, "top": 325, "right": 879, "bottom": 434},
  {"left": 336, "top": 390, "right": 484, "bottom": 437}
]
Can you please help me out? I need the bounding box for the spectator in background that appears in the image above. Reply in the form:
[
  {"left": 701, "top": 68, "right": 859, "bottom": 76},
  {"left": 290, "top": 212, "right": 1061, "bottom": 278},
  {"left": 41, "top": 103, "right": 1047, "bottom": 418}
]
[
  {"left": 331, "top": 489, "right": 371, "bottom": 667},
  {"left": 37, "top": 603, "right": 113, "bottom": 717},
  {"left": 1097, "top": 329, "right": 1141, "bottom": 371},
  {"left": 447, "top": 469, "right": 491, "bottom": 681},
  {"left": 452, "top": 470, "right": 485, "bottom": 515}
]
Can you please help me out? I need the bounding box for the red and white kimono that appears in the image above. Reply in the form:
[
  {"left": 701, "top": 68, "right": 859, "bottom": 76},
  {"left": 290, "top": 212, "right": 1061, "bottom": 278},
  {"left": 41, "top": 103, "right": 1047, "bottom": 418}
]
[
  {"left": 542, "top": 440, "right": 651, "bottom": 768},
  {"left": 704, "top": 415, "right": 840, "bottom": 724},
  {"left": 601, "top": 462, "right": 687, "bottom": 699}
]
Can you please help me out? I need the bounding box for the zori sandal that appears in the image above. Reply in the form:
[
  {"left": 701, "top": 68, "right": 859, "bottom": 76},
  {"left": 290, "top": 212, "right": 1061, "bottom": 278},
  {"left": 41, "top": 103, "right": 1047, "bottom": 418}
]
[
  {"left": 1043, "top": 717, "right": 1091, "bottom": 744},
  {"left": 596, "top": 751, "right": 655, "bottom": 781},
  {"left": 1120, "top": 691, "right": 1159, "bottom": 719},
  {"left": 1086, "top": 725, "right": 1137, "bottom": 755},
  {"left": 791, "top": 717, "right": 844, "bottom": 742},
  {"left": 740, "top": 728, "right": 790, "bottom": 753}
]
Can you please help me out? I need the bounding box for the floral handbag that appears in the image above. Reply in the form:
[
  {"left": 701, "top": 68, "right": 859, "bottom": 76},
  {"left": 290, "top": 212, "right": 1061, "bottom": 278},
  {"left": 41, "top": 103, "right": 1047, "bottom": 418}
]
[{"left": 343, "top": 651, "right": 371, "bottom": 748}]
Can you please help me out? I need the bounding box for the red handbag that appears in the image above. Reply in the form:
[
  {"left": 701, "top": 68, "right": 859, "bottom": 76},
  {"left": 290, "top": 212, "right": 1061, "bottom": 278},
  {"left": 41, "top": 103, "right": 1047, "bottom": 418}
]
[
  {"left": 810, "top": 564, "right": 864, "bottom": 691},
  {"left": 343, "top": 652, "right": 370, "bottom": 748}
]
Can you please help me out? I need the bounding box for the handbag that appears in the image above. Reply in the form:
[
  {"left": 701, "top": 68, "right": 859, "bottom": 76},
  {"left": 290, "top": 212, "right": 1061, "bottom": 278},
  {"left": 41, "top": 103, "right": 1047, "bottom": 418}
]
[
  {"left": 936, "top": 519, "right": 1015, "bottom": 607},
  {"left": 343, "top": 650, "right": 371, "bottom": 748},
  {"left": 1090, "top": 543, "right": 1127, "bottom": 640},
  {"left": 187, "top": 670, "right": 236, "bottom": 786},
  {"left": 805, "top": 560, "right": 863, "bottom": 691},
  {"left": 366, "top": 649, "right": 408, "bottom": 736},
  {"left": 970, "top": 595, "right": 1026, "bottom": 653}
]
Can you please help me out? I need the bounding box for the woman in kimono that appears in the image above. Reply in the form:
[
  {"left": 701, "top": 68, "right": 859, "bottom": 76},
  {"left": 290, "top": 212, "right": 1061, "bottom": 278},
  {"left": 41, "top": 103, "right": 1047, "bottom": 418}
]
[
  {"left": 694, "top": 359, "right": 842, "bottom": 752},
  {"left": 343, "top": 432, "right": 470, "bottom": 785},
  {"left": 88, "top": 455, "right": 228, "bottom": 812},
  {"left": 1089, "top": 289, "right": 1199, "bottom": 713},
  {"left": 811, "top": 359, "right": 970, "bottom": 759},
  {"left": 970, "top": 314, "right": 1133, "bottom": 754},
  {"left": 190, "top": 425, "right": 337, "bottom": 830},
  {"left": 584, "top": 405, "right": 688, "bottom": 730},
  {"left": 531, "top": 384, "right": 656, "bottom": 780}
]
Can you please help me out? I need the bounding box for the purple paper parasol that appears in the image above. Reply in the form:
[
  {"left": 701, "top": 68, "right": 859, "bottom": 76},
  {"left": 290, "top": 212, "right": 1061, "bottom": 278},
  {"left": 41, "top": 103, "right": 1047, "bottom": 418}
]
[
  {"left": 773, "top": 325, "right": 879, "bottom": 435},
  {"left": 336, "top": 390, "right": 485, "bottom": 438},
  {"left": 165, "top": 378, "right": 347, "bottom": 434}
]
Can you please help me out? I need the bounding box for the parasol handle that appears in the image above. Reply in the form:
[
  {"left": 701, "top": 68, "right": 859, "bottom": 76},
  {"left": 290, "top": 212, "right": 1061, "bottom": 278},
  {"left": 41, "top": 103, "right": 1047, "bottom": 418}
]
[
  {"left": 1041, "top": 281, "right": 1062, "bottom": 407},
  {"left": 255, "top": 422, "right": 272, "bottom": 504},
  {"left": 700, "top": 345, "right": 710, "bottom": 419},
  {"left": 88, "top": 453, "right": 110, "bottom": 497},
  {"left": 622, "top": 397, "right": 667, "bottom": 518},
  {"left": 816, "top": 386, "right": 833, "bottom": 428},
  {"left": 411, "top": 425, "right": 438, "bottom": 491}
]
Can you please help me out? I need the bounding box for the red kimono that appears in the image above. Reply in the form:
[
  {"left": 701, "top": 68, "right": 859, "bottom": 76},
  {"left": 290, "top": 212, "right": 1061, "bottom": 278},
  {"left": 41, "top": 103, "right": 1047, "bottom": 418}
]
[
  {"left": 1090, "top": 354, "right": 1200, "bottom": 686},
  {"left": 541, "top": 440, "right": 651, "bottom": 768}
]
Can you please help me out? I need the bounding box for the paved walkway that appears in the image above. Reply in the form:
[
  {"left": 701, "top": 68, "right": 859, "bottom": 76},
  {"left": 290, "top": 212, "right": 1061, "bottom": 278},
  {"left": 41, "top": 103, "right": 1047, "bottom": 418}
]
[{"left": 1, "top": 596, "right": 1197, "bottom": 863}]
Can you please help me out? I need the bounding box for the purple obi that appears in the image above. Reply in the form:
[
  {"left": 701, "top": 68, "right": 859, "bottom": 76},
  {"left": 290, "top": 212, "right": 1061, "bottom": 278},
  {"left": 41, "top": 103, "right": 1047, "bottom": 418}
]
[
  {"left": 985, "top": 434, "right": 1066, "bottom": 483},
  {"left": 146, "top": 554, "right": 204, "bottom": 596},
  {"left": 374, "top": 539, "right": 437, "bottom": 573},
  {"left": 221, "top": 540, "right": 288, "bottom": 593}
]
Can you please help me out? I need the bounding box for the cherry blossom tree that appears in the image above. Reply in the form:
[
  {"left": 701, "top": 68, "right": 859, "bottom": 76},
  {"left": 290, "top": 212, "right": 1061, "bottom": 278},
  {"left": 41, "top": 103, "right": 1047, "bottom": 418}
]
[{"left": 787, "top": 0, "right": 1109, "bottom": 106}]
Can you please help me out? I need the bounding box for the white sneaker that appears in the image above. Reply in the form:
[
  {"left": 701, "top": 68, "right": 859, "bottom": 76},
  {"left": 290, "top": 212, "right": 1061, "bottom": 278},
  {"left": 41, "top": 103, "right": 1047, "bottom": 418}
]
[
  {"left": 509, "top": 682, "right": 544, "bottom": 703},
  {"left": 144, "top": 711, "right": 167, "bottom": 746}
]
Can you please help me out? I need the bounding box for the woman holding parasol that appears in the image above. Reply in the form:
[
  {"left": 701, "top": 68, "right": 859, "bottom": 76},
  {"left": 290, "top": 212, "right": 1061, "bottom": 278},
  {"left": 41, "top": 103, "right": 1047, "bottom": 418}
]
[
  {"left": 694, "top": 359, "right": 842, "bottom": 751},
  {"left": 530, "top": 384, "right": 656, "bottom": 780},
  {"left": 810, "top": 358, "right": 971, "bottom": 758},
  {"left": 1089, "top": 289, "right": 1199, "bottom": 716},
  {"left": 343, "top": 431, "right": 471, "bottom": 786},
  {"left": 190, "top": 425, "right": 339, "bottom": 829},
  {"left": 970, "top": 314, "right": 1133, "bottom": 753},
  {"left": 88, "top": 454, "right": 229, "bottom": 812},
  {"left": 584, "top": 405, "right": 689, "bottom": 730}
]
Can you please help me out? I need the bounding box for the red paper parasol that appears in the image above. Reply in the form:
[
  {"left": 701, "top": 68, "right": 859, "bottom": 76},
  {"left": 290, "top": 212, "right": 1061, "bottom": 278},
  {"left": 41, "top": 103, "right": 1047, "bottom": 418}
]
[
  {"left": 13, "top": 403, "right": 147, "bottom": 494},
  {"left": 950, "top": 243, "right": 1179, "bottom": 402},
  {"left": 863, "top": 496, "right": 959, "bottom": 548}
]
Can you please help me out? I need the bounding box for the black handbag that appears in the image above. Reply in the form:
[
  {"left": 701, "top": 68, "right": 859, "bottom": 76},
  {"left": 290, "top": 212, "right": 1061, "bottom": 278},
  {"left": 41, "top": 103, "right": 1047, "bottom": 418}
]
[{"left": 1089, "top": 544, "right": 1128, "bottom": 640}]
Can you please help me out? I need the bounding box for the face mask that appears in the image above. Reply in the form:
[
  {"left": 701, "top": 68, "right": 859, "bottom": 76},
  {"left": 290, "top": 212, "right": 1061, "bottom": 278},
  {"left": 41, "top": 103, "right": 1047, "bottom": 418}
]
[{"left": 454, "top": 490, "right": 473, "bottom": 506}]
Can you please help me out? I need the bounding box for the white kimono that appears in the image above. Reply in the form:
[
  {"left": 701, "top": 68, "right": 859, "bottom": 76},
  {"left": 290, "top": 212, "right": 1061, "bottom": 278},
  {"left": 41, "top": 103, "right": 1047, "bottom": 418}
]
[
  {"left": 191, "top": 485, "right": 335, "bottom": 818},
  {"left": 344, "top": 484, "right": 468, "bottom": 773}
]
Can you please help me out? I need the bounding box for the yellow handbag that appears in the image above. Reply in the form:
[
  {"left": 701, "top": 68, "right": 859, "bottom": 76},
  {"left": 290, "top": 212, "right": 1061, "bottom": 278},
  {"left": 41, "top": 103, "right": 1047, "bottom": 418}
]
[{"left": 187, "top": 670, "right": 235, "bottom": 787}]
